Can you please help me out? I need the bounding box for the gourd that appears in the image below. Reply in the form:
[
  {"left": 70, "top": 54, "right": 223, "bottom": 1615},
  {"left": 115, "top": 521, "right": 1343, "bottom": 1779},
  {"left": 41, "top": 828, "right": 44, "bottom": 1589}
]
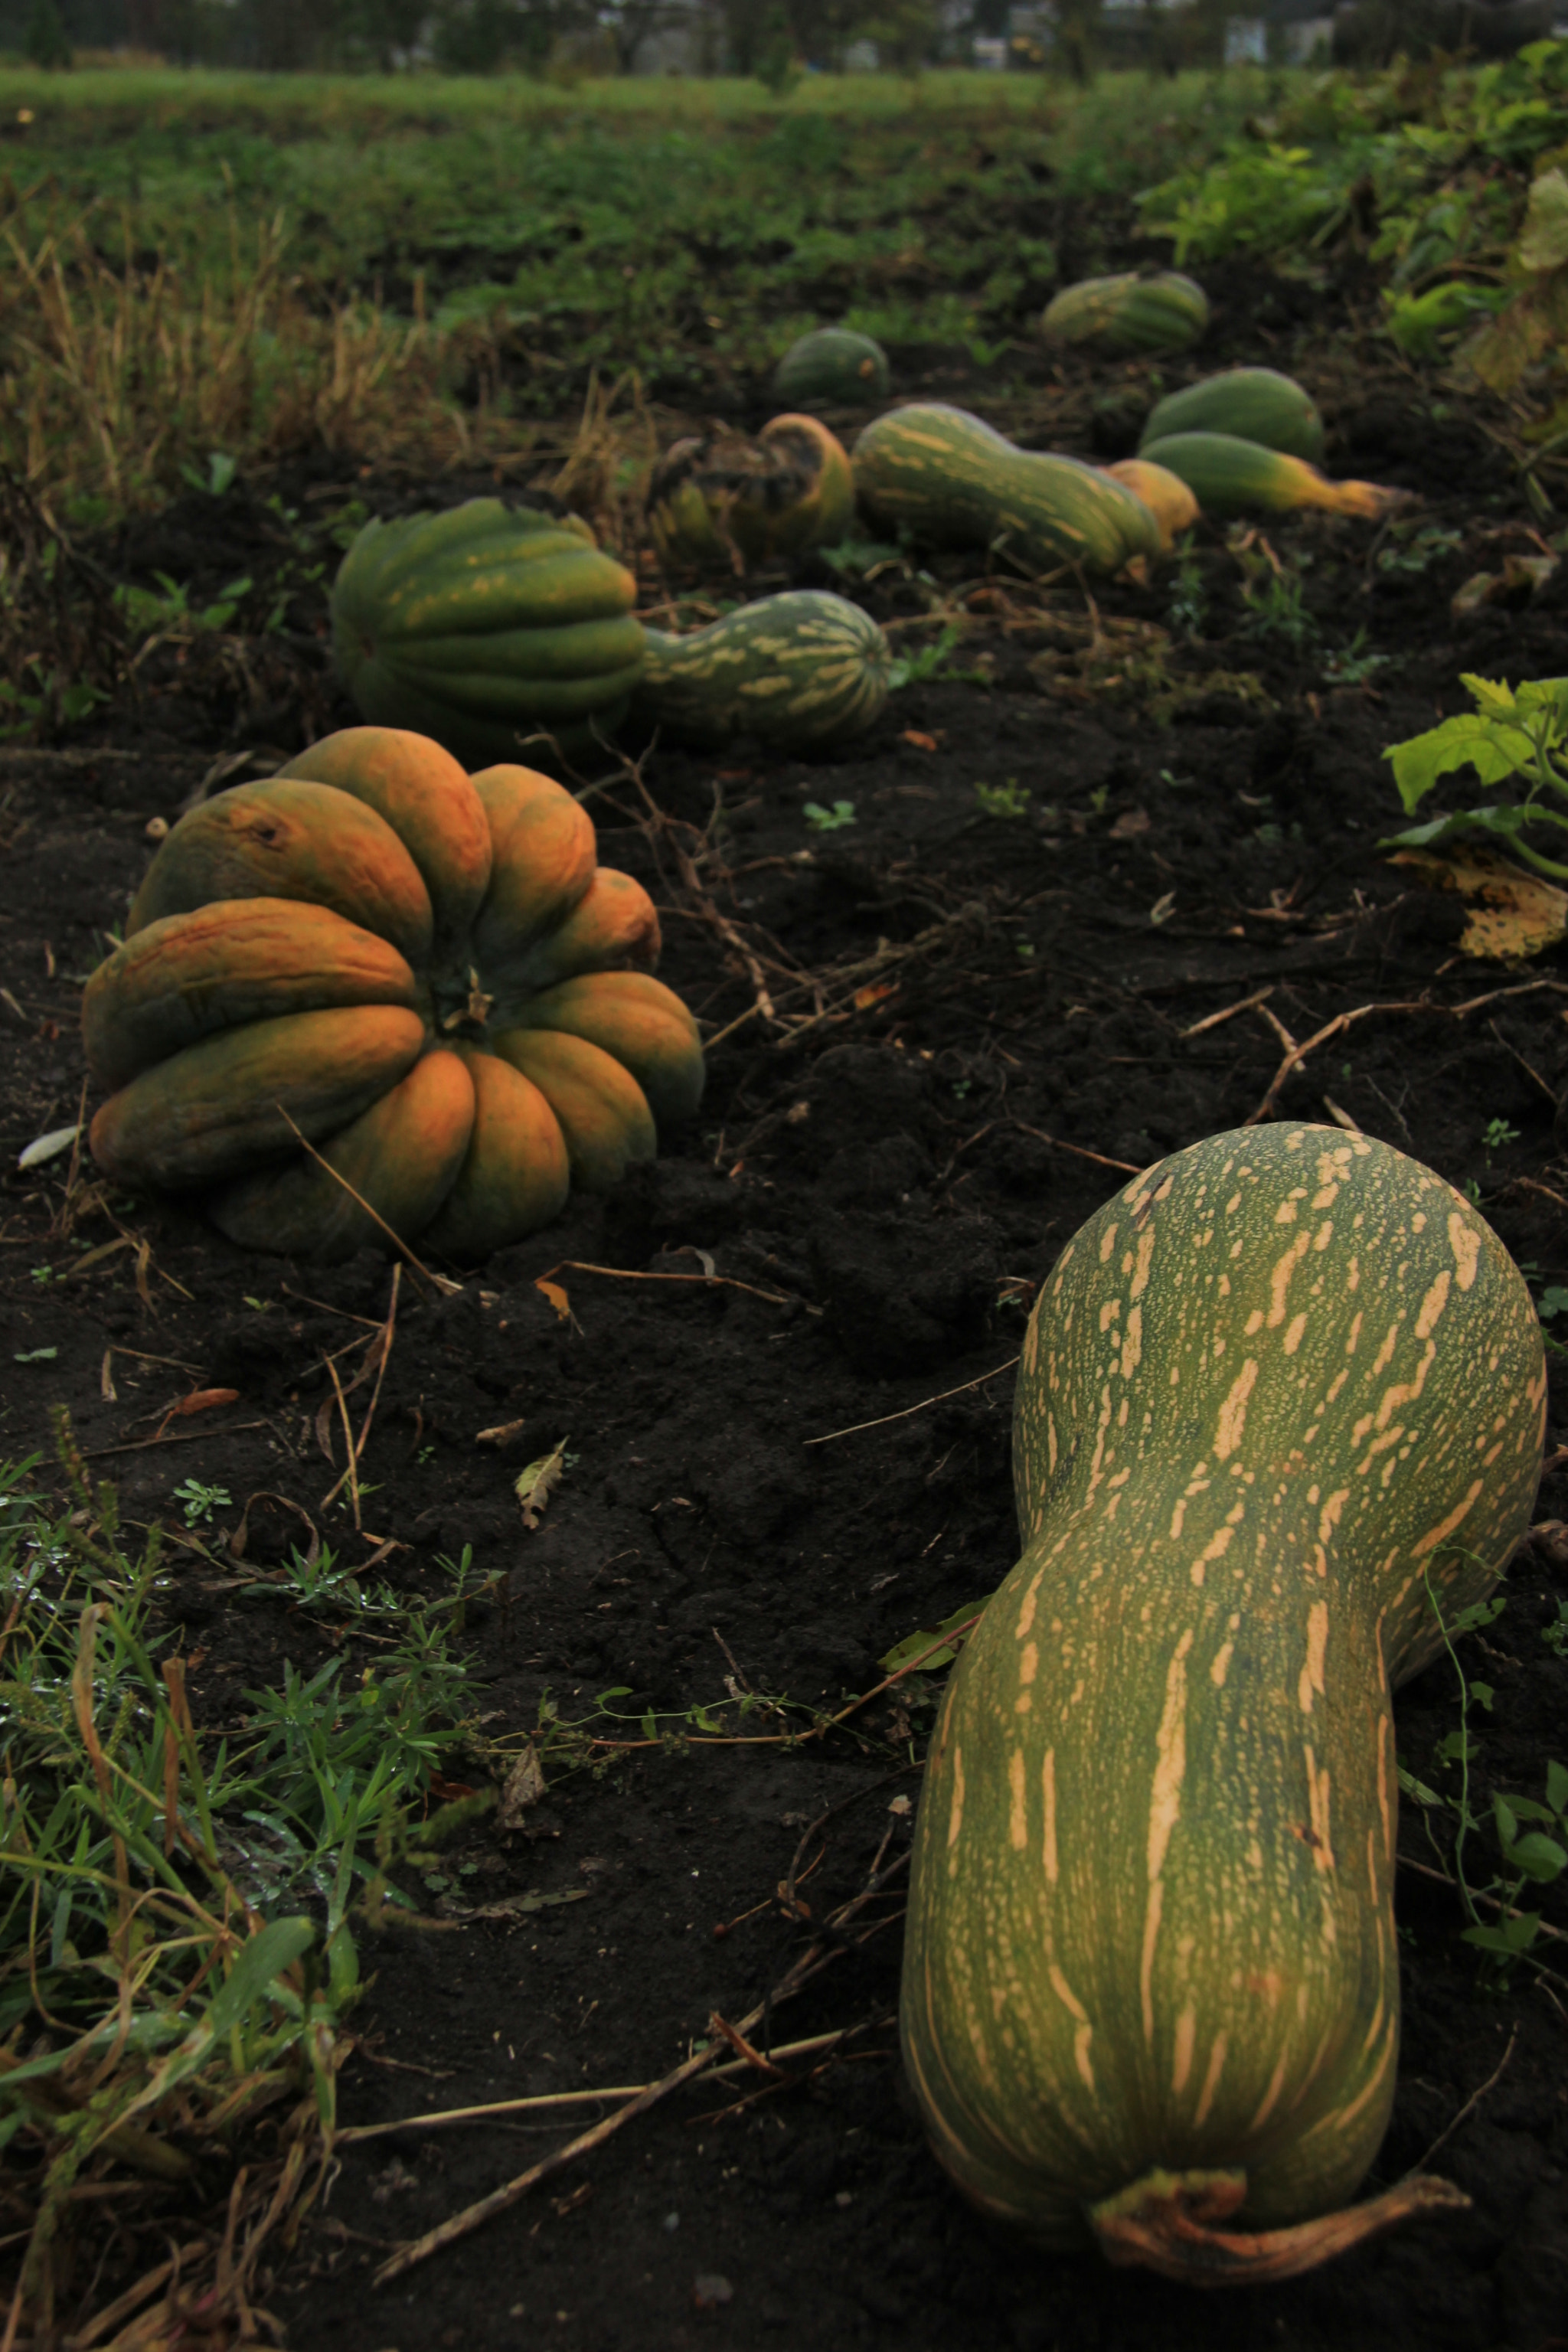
[
  {"left": 902, "top": 1123, "right": 1544, "bottom": 2282},
  {"left": 329, "top": 499, "right": 645, "bottom": 769},
  {"left": 1137, "top": 432, "right": 1409, "bottom": 521},
  {"left": 772, "top": 327, "right": 890, "bottom": 409},
  {"left": 853, "top": 403, "right": 1162, "bottom": 577},
  {"left": 1104, "top": 459, "right": 1200, "bottom": 552},
  {"left": 647, "top": 414, "right": 854, "bottom": 570},
  {"left": 83, "top": 727, "right": 704, "bottom": 1263},
  {"left": 1140, "top": 369, "right": 1325, "bottom": 465},
  {"left": 631, "top": 590, "right": 890, "bottom": 751},
  {"left": 1040, "top": 272, "right": 1210, "bottom": 358}
]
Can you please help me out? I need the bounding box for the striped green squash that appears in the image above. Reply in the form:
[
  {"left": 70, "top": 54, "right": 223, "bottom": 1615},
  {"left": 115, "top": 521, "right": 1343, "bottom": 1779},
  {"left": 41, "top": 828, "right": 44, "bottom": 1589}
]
[
  {"left": 853, "top": 403, "right": 1161, "bottom": 577},
  {"left": 1138, "top": 433, "right": 1410, "bottom": 521},
  {"left": 330, "top": 498, "right": 645, "bottom": 769},
  {"left": 631, "top": 590, "right": 890, "bottom": 752},
  {"left": 1140, "top": 368, "right": 1325, "bottom": 464},
  {"left": 1040, "top": 272, "right": 1210, "bottom": 358},
  {"left": 772, "top": 327, "right": 890, "bottom": 409},
  {"left": 903, "top": 1123, "right": 1544, "bottom": 2280}
]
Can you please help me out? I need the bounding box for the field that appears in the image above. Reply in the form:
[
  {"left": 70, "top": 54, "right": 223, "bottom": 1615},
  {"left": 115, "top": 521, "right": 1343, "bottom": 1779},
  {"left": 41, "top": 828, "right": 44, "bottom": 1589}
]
[{"left": 2, "top": 50, "right": 1568, "bottom": 2352}]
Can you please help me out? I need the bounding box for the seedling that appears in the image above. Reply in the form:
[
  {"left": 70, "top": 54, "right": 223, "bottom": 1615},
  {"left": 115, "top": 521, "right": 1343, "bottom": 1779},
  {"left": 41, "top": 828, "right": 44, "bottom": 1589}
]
[
  {"left": 1240, "top": 564, "right": 1318, "bottom": 653},
  {"left": 974, "top": 777, "right": 1029, "bottom": 818},
  {"left": 1167, "top": 534, "right": 1207, "bottom": 638},
  {"left": 804, "top": 799, "right": 857, "bottom": 832},
  {"left": 1322, "top": 629, "right": 1396, "bottom": 688},
  {"left": 1383, "top": 673, "right": 1568, "bottom": 880},
  {"left": 171, "top": 1475, "right": 231, "bottom": 1524},
  {"left": 1483, "top": 1116, "right": 1521, "bottom": 1150}
]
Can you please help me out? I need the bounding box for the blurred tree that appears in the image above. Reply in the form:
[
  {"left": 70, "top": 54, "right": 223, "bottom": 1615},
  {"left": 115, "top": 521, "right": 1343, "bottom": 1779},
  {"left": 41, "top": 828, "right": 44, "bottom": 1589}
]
[
  {"left": 1054, "top": 0, "right": 1100, "bottom": 80},
  {"left": 861, "top": 0, "right": 938, "bottom": 72},
  {"left": 24, "top": 0, "right": 73, "bottom": 64}
]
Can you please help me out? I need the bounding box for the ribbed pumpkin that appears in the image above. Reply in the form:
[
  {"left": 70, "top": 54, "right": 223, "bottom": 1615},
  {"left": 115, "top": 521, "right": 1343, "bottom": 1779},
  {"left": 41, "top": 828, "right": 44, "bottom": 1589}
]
[
  {"left": 1104, "top": 459, "right": 1200, "bottom": 553},
  {"left": 647, "top": 414, "right": 854, "bottom": 571},
  {"left": 1139, "top": 368, "right": 1325, "bottom": 465},
  {"left": 1137, "top": 432, "right": 1409, "bottom": 522},
  {"left": 903, "top": 1123, "right": 1544, "bottom": 2281},
  {"left": 631, "top": 590, "right": 890, "bottom": 752},
  {"left": 1040, "top": 272, "right": 1210, "bottom": 358},
  {"left": 330, "top": 500, "right": 646, "bottom": 769},
  {"left": 84, "top": 727, "right": 704, "bottom": 1263},
  {"left": 852, "top": 403, "right": 1161, "bottom": 577},
  {"left": 771, "top": 327, "right": 890, "bottom": 409}
]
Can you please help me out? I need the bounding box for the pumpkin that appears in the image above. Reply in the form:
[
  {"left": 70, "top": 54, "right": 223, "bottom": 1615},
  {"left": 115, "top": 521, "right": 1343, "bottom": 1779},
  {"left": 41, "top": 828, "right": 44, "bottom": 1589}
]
[
  {"left": 647, "top": 414, "right": 854, "bottom": 571},
  {"left": 1040, "top": 272, "right": 1210, "bottom": 358},
  {"left": 1139, "top": 368, "right": 1325, "bottom": 465},
  {"left": 1137, "top": 432, "right": 1409, "bottom": 521},
  {"left": 1103, "top": 459, "right": 1200, "bottom": 552},
  {"left": 902, "top": 1123, "right": 1544, "bottom": 2281},
  {"left": 329, "top": 498, "right": 646, "bottom": 769},
  {"left": 631, "top": 590, "right": 890, "bottom": 752},
  {"left": 84, "top": 727, "right": 704, "bottom": 1263},
  {"left": 852, "top": 403, "right": 1162, "bottom": 578},
  {"left": 772, "top": 326, "right": 890, "bottom": 409}
]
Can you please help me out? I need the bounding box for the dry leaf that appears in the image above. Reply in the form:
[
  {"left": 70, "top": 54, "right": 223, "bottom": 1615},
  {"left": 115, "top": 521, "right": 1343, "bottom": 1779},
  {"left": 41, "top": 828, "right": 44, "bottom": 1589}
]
[
  {"left": 535, "top": 1276, "right": 571, "bottom": 1321},
  {"left": 854, "top": 978, "right": 900, "bottom": 1010},
  {"left": 168, "top": 1387, "right": 240, "bottom": 1418},
  {"left": 476, "top": 1417, "right": 528, "bottom": 1448},
  {"left": 900, "top": 728, "right": 939, "bottom": 751},
  {"left": 1390, "top": 845, "right": 1568, "bottom": 960},
  {"left": 1109, "top": 807, "right": 1152, "bottom": 839},
  {"left": 498, "top": 1744, "right": 547, "bottom": 1828},
  {"left": 514, "top": 1437, "right": 569, "bottom": 1530}
]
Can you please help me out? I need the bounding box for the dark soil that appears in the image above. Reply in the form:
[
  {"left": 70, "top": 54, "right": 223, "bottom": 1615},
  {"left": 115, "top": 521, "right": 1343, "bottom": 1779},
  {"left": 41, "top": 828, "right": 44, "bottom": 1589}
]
[{"left": 3, "top": 276, "right": 1568, "bottom": 2352}]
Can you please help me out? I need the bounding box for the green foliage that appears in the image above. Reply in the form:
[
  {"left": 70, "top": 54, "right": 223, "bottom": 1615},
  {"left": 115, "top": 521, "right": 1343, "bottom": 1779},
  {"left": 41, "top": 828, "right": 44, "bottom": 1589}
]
[
  {"left": 974, "top": 777, "right": 1030, "bottom": 817},
  {"left": 804, "top": 798, "right": 857, "bottom": 831},
  {"left": 1381, "top": 671, "right": 1568, "bottom": 882},
  {"left": 1138, "top": 36, "right": 1568, "bottom": 309}
]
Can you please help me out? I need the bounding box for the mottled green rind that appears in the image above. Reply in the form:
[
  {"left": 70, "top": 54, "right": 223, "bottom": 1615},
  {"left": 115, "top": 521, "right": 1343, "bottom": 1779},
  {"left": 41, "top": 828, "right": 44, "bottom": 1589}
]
[
  {"left": 852, "top": 403, "right": 1161, "bottom": 577},
  {"left": 772, "top": 328, "right": 891, "bottom": 409},
  {"left": 1040, "top": 273, "right": 1210, "bottom": 358},
  {"left": 330, "top": 497, "right": 644, "bottom": 769},
  {"left": 902, "top": 1123, "right": 1545, "bottom": 2250},
  {"left": 1140, "top": 370, "right": 1325, "bottom": 465},
  {"left": 632, "top": 591, "right": 891, "bottom": 751},
  {"left": 1137, "top": 433, "right": 1328, "bottom": 518}
]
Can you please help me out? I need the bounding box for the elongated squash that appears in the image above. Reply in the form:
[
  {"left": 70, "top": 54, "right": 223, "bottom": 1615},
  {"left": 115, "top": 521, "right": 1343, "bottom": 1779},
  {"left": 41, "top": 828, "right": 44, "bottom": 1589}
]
[
  {"left": 853, "top": 403, "right": 1161, "bottom": 577},
  {"left": 632, "top": 590, "right": 890, "bottom": 751},
  {"left": 1103, "top": 459, "right": 1199, "bottom": 552},
  {"left": 1140, "top": 369, "right": 1325, "bottom": 465},
  {"left": 903, "top": 1123, "right": 1544, "bottom": 2282},
  {"left": 1137, "top": 432, "right": 1409, "bottom": 521}
]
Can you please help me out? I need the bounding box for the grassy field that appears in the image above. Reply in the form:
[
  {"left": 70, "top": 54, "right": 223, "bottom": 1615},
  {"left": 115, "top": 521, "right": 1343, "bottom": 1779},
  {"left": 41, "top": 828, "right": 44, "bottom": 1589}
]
[{"left": 0, "top": 65, "right": 1273, "bottom": 516}]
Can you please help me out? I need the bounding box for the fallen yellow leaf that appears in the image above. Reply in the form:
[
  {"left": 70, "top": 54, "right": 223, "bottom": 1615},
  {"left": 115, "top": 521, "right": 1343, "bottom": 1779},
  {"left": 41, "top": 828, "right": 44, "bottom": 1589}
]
[{"left": 1390, "top": 844, "right": 1568, "bottom": 960}]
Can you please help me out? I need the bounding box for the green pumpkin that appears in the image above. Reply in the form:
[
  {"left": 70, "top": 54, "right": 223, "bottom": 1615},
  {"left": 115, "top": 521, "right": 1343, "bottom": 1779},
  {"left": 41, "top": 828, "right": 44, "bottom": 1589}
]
[
  {"left": 329, "top": 498, "right": 645, "bottom": 769},
  {"left": 1140, "top": 369, "right": 1325, "bottom": 465},
  {"left": 772, "top": 327, "right": 891, "bottom": 409},
  {"left": 1040, "top": 272, "right": 1210, "bottom": 358}
]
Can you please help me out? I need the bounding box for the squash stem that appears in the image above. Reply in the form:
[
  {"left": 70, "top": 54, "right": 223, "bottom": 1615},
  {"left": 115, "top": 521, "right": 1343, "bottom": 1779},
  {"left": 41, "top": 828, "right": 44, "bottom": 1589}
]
[{"left": 1089, "top": 2166, "right": 1470, "bottom": 2285}]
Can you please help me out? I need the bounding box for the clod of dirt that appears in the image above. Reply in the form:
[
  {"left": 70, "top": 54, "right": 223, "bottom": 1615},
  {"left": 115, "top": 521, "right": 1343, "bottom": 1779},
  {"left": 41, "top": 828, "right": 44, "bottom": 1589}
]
[
  {"left": 599, "top": 1156, "right": 749, "bottom": 1264},
  {"left": 811, "top": 1208, "right": 1001, "bottom": 1375}
]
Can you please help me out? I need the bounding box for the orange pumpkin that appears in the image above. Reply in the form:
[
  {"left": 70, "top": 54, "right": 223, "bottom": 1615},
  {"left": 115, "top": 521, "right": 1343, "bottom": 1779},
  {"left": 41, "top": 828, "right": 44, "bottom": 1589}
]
[{"left": 84, "top": 727, "right": 704, "bottom": 1262}]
